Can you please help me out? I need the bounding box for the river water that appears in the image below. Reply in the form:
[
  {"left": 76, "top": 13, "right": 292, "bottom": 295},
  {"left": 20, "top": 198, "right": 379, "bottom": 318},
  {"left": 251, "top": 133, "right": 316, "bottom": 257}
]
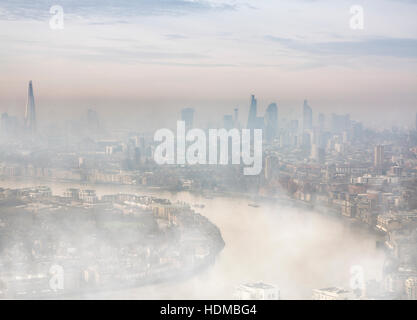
[{"left": 0, "top": 178, "right": 385, "bottom": 299}]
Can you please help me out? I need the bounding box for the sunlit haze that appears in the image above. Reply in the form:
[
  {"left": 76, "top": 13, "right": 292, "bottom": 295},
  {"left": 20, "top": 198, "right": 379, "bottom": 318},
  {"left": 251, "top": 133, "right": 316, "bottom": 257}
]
[{"left": 1, "top": 0, "right": 417, "bottom": 129}]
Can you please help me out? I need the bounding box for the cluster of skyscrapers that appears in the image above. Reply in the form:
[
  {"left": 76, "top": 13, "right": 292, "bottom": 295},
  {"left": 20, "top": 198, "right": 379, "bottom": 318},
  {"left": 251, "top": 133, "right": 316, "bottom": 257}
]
[{"left": 246, "top": 95, "right": 278, "bottom": 144}]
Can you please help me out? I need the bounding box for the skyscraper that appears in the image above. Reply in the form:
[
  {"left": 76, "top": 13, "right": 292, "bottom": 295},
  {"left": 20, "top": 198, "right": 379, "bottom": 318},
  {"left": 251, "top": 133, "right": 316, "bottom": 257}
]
[
  {"left": 1, "top": 113, "right": 9, "bottom": 136},
  {"left": 318, "top": 113, "right": 325, "bottom": 132},
  {"left": 265, "top": 103, "right": 278, "bottom": 143},
  {"left": 25, "top": 80, "right": 36, "bottom": 134},
  {"left": 181, "top": 108, "right": 194, "bottom": 131},
  {"left": 374, "top": 145, "right": 384, "bottom": 168},
  {"left": 331, "top": 113, "right": 351, "bottom": 134},
  {"left": 247, "top": 94, "right": 257, "bottom": 129},
  {"left": 302, "top": 100, "right": 312, "bottom": 132},
  {"left": 234, "top": 108, "right": 239, "bottom": 128},
  {"left": 87, "top": 108, "right": 100, "bottom": 132},
  {"left": 223, "top": 115, "right": 234, "bottom": 130},
  {"left": 247, "top": 94, "right": 264, "bottom": 131},
  {"left": 290, "top": 119, "right": 299, "bottom": 134}
]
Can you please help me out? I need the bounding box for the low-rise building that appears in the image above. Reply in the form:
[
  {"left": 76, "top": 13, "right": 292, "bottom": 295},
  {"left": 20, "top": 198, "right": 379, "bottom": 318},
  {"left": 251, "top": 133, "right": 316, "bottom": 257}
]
[
  {"left": 405, "top": 277, "right": 417, "bottom": 300},
  {"left": 312, "top": 287, "right": 355, "bottom": 300},
  {"left": 234, "top": 282, "right": 280, "bottom": 300}
]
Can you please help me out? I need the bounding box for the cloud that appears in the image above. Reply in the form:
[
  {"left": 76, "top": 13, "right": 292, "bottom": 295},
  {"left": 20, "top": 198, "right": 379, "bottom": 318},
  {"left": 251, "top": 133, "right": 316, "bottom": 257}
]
[
  {"left": 0, "top": 0, "right": 238, "bottom": 21},
  {"left": 265, "top": 35, "right": 417, "bottom": 59},
  {"left": 391, "top": 0, "right": 417, "bottom": 4},
  {"left": 0, "top": 35, "right": 226, "bottom": 67},
  {"left": 165, "top": 34, "right": 189, "bottom": 40}
]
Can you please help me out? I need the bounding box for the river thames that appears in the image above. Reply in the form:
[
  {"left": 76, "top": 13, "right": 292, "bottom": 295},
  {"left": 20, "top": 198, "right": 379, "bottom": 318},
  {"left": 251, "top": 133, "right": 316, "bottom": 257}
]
[{"left": 0, "top": 178, "right": 386, "bottom": 299}]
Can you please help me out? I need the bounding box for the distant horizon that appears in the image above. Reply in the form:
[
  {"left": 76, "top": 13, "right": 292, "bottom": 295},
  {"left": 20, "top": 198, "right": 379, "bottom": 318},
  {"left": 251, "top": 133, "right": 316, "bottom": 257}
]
[
  {"left": 1, "top": 0, "right": 417, "bottom": 130},
  {"left": 1, "top": 79, "right": 415, "bottom": 132}
]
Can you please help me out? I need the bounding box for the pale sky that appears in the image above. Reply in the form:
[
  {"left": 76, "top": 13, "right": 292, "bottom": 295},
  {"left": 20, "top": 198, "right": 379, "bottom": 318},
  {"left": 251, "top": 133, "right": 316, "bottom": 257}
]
[{"left": 0, "top": 0, "right": 417, "bottom": 129}]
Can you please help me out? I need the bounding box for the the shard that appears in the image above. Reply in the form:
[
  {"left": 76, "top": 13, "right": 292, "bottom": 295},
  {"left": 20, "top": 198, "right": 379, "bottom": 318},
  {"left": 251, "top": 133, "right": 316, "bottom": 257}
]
[{"left": 25, "top": 80, "right": 36, "bottom": 134}]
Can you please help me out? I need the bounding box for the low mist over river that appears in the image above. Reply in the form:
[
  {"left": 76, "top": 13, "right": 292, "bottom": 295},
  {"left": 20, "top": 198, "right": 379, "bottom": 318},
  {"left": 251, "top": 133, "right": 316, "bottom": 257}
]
[{"left": 0, "top": 178, "right": 385, "bottom": 299}]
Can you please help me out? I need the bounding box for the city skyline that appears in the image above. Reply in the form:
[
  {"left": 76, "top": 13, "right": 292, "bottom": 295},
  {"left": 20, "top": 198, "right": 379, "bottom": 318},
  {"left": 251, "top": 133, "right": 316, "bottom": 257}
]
[
  {"left": 3, "top": 80, "right": 417, "bottom": 134},
  {"left": 0, "top": 0, "right": 416, "bottom": 129},
  {"left": 0, "top": 82, "right": 380, "bottom": 134}
]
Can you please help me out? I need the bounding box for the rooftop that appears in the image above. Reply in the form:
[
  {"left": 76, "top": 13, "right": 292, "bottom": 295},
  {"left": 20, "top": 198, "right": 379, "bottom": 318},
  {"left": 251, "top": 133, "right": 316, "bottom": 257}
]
[{"left": 241, "top": 282, "right": 277, "bottom": 290}]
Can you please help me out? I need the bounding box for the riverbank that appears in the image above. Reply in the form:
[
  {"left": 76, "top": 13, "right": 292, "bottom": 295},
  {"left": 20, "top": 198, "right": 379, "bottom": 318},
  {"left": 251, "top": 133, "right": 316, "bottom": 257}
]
[
  {"left": 0, "top": 184, "right": 225, "bottom": 299},
  {"left": 0, "top": 176, "right": 386, "bottom": 299}
]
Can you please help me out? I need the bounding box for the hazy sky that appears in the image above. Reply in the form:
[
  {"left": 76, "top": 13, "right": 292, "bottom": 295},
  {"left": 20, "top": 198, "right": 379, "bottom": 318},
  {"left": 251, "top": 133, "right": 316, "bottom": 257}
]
[{"left": 0, "top": 0, "right": 417, "bottom": 129}]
